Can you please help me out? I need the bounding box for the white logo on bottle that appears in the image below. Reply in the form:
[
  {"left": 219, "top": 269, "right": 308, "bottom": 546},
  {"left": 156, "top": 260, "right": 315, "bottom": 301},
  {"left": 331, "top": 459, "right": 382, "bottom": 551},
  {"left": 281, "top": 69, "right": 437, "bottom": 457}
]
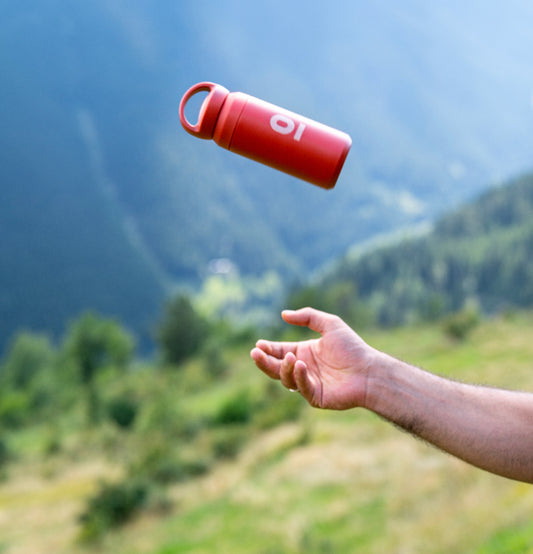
[{"left": 270, "top": 114, "right": 306, "bottom": 141}]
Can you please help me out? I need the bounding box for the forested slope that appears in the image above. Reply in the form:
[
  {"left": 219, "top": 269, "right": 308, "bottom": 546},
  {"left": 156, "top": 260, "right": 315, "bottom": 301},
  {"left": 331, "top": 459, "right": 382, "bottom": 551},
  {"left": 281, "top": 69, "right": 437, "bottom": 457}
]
[{"left": 304, "top": 172, "right": 533, "bottom": 325}]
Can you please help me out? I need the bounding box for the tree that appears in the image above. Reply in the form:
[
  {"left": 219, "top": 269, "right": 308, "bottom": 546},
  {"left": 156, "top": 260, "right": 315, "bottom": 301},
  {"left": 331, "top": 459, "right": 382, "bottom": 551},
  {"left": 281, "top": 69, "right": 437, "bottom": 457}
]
[
  {"left": 63, "top": 312, "right": 135, "bottom": 424},
  {"left": 0, "top": 332, "right": 56, "bottom": 428},
  {"left": 156, "top": 294, "right": 208, "bottom": 366},
  {"left": 1, "top": 332, "right": 55, "bottom": 389}
]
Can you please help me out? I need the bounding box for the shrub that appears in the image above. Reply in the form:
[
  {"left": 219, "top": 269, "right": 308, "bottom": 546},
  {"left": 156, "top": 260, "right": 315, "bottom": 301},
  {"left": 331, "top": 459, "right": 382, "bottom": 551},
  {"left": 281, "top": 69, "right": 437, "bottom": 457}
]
[
  {"left": 78, "top": 479, "right": 148, "bottom": 542},
  {"left": 129, "top": 441, "right": 210, "bottom": 485},
  {"left": 107, "top": 395, "right": 138, "bottom": 430},
  {"left": 211, "top": 427, "right": 248, "bottom": 460},
  {"left": 214, "top": 390, "right": 252, "bottom": 425},
  {"left": 0, "top": 390, "right": 30, "bottom": 429},
  {"left": 442, "top": 303, "right": 480, "bottom": 341}
]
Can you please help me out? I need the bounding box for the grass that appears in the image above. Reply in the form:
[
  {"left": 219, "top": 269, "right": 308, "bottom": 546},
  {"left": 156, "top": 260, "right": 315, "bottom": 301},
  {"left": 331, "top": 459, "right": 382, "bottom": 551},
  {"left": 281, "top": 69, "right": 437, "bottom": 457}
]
[
  {"left": 3, "top": 312, "right": 533, "bottom": 553},
  {"left": 476, "top": 520, "right": 533, "bottom": 553}
]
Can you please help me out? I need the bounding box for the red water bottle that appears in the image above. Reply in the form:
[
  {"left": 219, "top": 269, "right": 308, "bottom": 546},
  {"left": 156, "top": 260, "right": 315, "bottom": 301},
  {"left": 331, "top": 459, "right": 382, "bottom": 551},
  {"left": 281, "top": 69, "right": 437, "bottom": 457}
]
[{"left": 179, "top": 82, "right": 351, "bottom": 189}]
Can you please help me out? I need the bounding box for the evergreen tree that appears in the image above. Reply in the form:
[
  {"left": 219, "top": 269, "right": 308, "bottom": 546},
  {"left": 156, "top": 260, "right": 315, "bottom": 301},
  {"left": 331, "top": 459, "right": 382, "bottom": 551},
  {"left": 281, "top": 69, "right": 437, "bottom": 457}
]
[
  {"left": 156, "top": 294, "right": 208, "bottom": 366},
  {"left": 63, "top": 312, "right": 135, "bottom": 424}
]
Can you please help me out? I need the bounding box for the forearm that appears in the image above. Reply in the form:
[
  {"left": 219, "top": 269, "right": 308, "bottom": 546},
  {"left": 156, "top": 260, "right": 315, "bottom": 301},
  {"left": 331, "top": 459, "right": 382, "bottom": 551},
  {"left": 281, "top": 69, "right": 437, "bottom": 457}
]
[{"left": 366, "top": 352, "right": 533, "bottom": 483}]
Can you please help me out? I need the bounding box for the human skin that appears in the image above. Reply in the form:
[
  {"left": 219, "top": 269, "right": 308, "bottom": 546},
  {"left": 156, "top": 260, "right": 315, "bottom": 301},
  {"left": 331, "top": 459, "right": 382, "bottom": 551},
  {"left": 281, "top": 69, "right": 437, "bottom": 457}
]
[{"left": 250, "top": 307, "right": 533, "bottom": 483}]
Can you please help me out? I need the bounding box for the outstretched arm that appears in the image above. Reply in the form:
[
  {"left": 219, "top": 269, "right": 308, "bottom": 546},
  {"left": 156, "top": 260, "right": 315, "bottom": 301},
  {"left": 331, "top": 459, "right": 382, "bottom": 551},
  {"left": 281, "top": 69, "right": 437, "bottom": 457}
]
[{"left": 250, "top": 307, "right": 533, "bottom": 483}]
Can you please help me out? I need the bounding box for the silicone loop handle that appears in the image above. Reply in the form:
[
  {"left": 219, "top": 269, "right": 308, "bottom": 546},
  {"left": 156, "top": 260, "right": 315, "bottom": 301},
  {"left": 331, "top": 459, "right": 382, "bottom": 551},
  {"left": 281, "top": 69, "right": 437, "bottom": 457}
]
[{"left": 179, "top": 82, "right": 229, "bottom": 139}]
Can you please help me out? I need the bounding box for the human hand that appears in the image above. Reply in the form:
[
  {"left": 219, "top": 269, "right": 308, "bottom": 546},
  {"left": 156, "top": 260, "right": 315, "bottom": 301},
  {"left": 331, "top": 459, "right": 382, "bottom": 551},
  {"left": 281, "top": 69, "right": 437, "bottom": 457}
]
[
  {"left": 250, "top": 307, "right": 379, "bottom": 410},
  {"left": 254, "top": 309, "right": 533, "bottom": 483}
]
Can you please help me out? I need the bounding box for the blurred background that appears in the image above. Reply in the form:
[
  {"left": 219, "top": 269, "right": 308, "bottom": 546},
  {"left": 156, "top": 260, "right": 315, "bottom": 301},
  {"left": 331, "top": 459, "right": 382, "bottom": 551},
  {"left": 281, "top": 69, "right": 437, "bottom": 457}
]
[
  {"left": 2, "top": 1, "right": 533, "bottom": 553},
  {"left": 2, "top": 0, "right": 533, "bottom": 351}
]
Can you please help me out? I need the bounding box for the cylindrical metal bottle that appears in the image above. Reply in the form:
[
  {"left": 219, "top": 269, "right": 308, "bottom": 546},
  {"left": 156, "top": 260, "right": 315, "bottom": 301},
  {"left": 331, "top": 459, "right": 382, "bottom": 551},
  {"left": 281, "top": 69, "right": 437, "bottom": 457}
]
[{"left": 179, "top": 82, "right": 351, "bottom": 189}]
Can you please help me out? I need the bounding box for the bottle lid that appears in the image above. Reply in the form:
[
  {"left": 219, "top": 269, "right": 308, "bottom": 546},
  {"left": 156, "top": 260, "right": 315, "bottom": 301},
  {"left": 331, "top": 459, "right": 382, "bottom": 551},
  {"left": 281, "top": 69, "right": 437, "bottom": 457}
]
[{"left": 179, "top": 82, "right": 229, "bottom": 139}]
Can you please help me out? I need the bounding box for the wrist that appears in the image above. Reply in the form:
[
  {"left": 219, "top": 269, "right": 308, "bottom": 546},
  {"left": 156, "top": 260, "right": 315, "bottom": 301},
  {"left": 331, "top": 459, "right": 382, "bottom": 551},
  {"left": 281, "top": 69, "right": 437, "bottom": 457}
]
[
  {"left": 363, "top": 350, "right": 424, "bottom": 417},
  {"left": 364, "top": 350, "right": 454, "bottom": 442}
]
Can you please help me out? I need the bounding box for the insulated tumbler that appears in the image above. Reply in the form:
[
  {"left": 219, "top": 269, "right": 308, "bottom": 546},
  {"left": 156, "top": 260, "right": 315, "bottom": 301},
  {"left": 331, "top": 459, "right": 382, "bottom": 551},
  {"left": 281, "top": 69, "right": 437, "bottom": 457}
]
[{"left": 179, "top": 82, "right": 351, "bottom": 189}]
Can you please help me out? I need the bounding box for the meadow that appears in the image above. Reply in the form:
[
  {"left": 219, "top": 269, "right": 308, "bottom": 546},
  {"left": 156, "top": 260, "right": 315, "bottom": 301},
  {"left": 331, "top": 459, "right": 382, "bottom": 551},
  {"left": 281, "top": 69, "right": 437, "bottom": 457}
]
[{"left": 2, "top": 310, "right": 533, "bottom": 553}]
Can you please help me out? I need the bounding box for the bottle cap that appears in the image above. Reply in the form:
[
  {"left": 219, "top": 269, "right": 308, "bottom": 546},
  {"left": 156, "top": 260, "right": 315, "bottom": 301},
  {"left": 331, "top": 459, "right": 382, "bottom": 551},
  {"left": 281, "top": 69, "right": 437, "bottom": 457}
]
[{"left": 179, "top": 82, "right": 229, "bottom": 139}]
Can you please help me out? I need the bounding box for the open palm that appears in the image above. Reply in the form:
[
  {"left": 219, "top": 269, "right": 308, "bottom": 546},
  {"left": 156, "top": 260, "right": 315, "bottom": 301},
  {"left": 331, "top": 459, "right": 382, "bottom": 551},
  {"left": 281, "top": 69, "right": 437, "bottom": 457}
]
[{"left": 250, "top": 308, "right": 378, "bottom": 410}]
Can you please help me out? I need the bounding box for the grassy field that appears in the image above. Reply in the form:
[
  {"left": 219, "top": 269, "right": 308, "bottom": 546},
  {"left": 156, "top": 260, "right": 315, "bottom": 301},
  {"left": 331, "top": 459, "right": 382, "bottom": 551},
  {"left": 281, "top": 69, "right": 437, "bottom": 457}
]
[{"left": 2, "top": 312, "right": 533, "bottom": 553}]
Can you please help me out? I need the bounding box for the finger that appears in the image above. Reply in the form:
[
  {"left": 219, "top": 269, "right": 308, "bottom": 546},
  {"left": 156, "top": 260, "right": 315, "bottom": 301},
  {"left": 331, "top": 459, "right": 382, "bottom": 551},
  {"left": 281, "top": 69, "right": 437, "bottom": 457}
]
[
  {"left": 250, "top": 347, "right": 281, "bottom": 380},
  {"left": 282, "top": 307, "right": 343, "bottom": 335},
  {"left": 294, "top": 360, "right": 321, "bottom": 408},
  {"left": 255, "top": 339, "right": 297, "bottom": 360},
  {"left": 279, "top": 352, "right": 298, "bottom": 390}
]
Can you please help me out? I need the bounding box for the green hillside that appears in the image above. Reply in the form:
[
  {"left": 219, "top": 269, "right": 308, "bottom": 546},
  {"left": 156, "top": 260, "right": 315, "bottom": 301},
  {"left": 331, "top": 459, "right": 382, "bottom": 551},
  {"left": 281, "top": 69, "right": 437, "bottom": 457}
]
[
  {"left": 4, "top": 169, "right": 533, "bottom": 551},
  {"left": 2, "top": 312, "right": 533, "bottom": 553},
  {"left": 304, "top": 172, "right": 533, "bottom": 327},
  {"left": 0, "top": 102, "right": 168, "bottom": 352}
]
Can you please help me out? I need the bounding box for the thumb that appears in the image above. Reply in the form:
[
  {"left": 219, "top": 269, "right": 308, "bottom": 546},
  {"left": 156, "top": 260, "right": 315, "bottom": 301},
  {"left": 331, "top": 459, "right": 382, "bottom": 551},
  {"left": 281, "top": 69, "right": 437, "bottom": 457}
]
[{"left": 282, "top": 307, "right": 342, "bottom": 335}]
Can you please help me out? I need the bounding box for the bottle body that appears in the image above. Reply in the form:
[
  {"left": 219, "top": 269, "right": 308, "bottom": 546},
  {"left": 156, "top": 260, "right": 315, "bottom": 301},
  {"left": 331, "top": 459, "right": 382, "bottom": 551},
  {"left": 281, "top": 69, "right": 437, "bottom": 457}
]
[{"left": 179, "top": 82, "right": 351, "bottom": 189}]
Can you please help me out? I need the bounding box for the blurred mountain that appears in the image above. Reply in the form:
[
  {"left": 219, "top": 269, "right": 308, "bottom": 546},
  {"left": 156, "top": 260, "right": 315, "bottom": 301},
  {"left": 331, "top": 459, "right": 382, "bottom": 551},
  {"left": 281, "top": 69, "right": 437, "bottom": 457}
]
[
  {"left": 308, "top": 171, "right": 533, "bottom": 327},
  {"left": 1, "top": 0, "right": 533, "bottom": 349}
]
